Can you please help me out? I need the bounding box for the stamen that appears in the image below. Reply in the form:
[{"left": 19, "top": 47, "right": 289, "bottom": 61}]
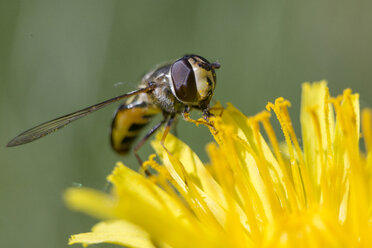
[
  {"left": 253, "top": 111, "right": 299, "bottom": 212},
  {"left": 362, "top": 109, "right": 372, "bottom": 153},
  {"left": 267, "top": 98, "right": 314, "bottom": 208}
]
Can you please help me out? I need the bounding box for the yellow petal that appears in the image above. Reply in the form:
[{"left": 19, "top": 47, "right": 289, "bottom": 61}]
[
  {"left": 64, "top": 187, "right": 116, "bottom": 220},
  {"left": 301, "top": 81, "right": 333, "bottom": 193},
  {"left": 69, "top": 220, "right": 156, "bottom": 248},
  {"left": 151, "top": 131, "right": 228, "bottom": 215},
  {"left": 108, "top": 162, "right": 224, "bottom": 248},
  {"left": 264, "top": 209, "right": 353, "bottom": 248},
  {"left": 107, "top": 162, "right": 185, "bottom": 220}
]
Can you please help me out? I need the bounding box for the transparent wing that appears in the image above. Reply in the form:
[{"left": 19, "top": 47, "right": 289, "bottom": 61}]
[{"left": 7, "top": 87, "right": 153, "bottom": 147}]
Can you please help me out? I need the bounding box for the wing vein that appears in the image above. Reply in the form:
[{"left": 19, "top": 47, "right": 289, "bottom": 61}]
[{"left": 7, "top": 86, "right": 153, "bottom": 147}]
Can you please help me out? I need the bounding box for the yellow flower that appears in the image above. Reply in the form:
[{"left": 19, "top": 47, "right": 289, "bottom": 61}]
[{"left": 64, "top": 81, "right": 372, "bottom": 248}]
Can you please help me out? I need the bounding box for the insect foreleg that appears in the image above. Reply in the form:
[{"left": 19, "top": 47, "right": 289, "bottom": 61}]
[
  {"left": 134, "top": 116, "right": 168, "bottom": 176},
  {"left": 160, "top": 114, "right": 176, "bottom": 146}
]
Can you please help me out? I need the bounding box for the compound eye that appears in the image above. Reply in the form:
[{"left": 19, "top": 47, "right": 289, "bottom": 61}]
[{"left": 171, "top": 59, "right": 197, "bottom": 102}]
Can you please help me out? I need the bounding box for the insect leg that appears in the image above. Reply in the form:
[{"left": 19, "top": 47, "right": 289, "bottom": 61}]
[
  {"left": 134, "top": 116, "right": 168, "bottom": 176},
  {"left": 183, "top": 109, "right": 216, "bottom": 131},
  {"left": 160, "top": 114, "right": 176, "bottom": 145},
  {"left": 206, "top": 106, "right": 225, "bottom": 117},
  {"left": 171, "top": 118, "right": 179, "bottom": 138}
]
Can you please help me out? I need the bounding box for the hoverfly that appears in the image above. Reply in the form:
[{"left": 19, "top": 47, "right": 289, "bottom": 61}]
[{"left": 7, "top": 54, "right": 220, "bottom": 173}]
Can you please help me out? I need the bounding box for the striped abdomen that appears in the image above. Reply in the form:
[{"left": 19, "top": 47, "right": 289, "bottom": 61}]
[{"left": 110, "top": 102, "right": 160, "bottom": 154}]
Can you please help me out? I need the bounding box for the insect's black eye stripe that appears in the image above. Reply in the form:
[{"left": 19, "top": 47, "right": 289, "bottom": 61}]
[
  {"left": 206, "top": 77, "right": 213, "bottom": 86},
  {"left": 198, "top": 62, "right": 212, "bottom": 71}
]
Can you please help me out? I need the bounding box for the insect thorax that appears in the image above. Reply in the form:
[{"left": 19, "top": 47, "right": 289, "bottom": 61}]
[{"left": 141, "top": 64, "right": 186, "bottom": 114}]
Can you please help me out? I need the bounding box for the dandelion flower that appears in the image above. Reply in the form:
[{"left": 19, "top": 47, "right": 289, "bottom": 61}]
[{"left": 65, "top": 81, "right": 372, "bottom": 248}]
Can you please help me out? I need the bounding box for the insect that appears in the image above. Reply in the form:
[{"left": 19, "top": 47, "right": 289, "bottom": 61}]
[{"left": 7, "top": 54, "right": 220, "bottom": 173}]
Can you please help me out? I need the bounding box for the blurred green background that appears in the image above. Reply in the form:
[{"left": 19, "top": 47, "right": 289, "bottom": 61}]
[{"left": 1, "top": 0, "right": 371, "bottom": 247}]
